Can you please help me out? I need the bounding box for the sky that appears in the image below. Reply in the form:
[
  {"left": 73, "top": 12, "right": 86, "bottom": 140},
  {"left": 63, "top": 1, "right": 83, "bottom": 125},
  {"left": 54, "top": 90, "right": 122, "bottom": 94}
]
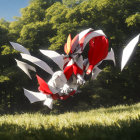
[{"left": 0, "top": 0, "right": 30, "bottom": 21}]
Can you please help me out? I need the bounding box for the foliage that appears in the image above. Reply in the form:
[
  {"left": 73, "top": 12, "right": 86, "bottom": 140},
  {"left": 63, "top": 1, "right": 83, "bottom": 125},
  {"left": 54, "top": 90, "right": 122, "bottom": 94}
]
[{"left": 125, "top": 13, "right": 140, "bottom": 27}]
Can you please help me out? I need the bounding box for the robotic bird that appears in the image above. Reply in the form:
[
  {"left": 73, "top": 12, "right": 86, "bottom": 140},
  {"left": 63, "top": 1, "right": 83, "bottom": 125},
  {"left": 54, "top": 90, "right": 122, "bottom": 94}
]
[{"left": 11, "top": 28, "right": 140, "bottom": 109}]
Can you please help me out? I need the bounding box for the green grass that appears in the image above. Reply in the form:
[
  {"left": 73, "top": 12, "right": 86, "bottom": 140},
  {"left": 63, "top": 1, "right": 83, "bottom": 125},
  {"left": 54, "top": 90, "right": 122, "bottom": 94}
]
[{"left": 1, "top": 103, "right": 140, "bottom": 140}]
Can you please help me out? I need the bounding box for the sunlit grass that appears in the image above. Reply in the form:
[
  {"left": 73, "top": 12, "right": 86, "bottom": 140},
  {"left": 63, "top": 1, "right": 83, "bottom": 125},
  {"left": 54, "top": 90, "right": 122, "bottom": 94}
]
[{"left": 1, "top": 103, "right": 140, "bottom": 140}]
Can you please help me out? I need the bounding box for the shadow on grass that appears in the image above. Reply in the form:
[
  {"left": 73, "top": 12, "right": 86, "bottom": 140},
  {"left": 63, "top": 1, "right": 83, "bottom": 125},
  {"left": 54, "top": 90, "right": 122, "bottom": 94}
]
[{"left": 1, "top": 116, "right": 140, "bottom": 140}]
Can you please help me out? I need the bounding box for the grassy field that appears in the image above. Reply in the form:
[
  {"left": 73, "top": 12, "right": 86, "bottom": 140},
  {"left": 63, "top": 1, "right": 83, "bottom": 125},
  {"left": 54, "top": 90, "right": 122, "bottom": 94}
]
[{"left": 1, "top": 103, "right": 140, "bottom": 140}]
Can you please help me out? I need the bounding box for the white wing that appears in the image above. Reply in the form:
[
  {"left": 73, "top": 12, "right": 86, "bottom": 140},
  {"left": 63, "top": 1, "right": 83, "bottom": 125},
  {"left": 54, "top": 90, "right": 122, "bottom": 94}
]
[
  {"left": 43, "top": 97, "right": 53, "bottom": 109},
  {"left": 15, "top": 59, "right": 36, "bottom": 79},
  {"left": 104, "top": 48, "right": 116, "bottom": 66},
  {"left": 121, "top": 34, "right": 140, "bottom": 71},
  {"left": 10, "top": 42, "right": 30, "bottom": 55},
  {"left": 21, "top": 53, "right": 54, "bottom": 75},
  {"left": 23, "top": 88, "right": 46, "bottom": 103},
  {"left": 79, "top": 28, "right": 93, "bottom": 40},
  {"left": 76, "top": 55, "right": 83, "bottom": 70},
  {"left": 92, "top": 66, "right": 102, "bottom": 80},
  {"left": 40, "top": 50, "right": 64, "bottom": 70},
  {"left": 24, "top": 88, "right": 54, "bottom": 109}
]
